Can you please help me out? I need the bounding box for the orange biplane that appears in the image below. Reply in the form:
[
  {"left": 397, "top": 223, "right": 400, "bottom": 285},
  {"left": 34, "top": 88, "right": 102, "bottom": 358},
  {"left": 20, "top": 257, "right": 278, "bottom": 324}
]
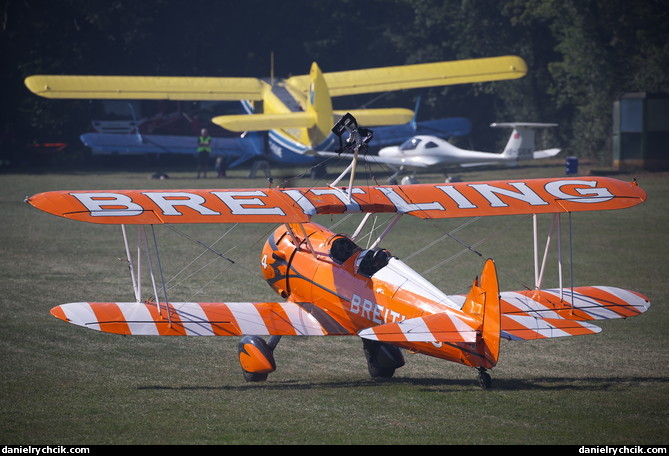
[{"left": 27, "top": 115, "right": 650, "bottom": 388}]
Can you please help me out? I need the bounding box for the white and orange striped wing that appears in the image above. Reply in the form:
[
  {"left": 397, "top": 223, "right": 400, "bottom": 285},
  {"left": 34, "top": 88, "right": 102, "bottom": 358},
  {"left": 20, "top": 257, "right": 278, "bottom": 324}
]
[
  {"left": 357, "top": 312, "right": 480, "bottom": 344},
  {"left": 50, "top": 301, "right": 352, "bottom": 337},
  {"left": 446, "top": 285, "right": 650, "bottom": 340}
]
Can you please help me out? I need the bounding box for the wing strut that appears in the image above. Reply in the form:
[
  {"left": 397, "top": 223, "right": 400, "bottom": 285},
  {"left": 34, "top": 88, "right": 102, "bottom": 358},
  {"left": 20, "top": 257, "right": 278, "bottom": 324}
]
[
  {"left": 150, "top": 225, "right": 172, "bottom": 326},
  {"left": 121, "top": 224, "right": 141, "bottom": 303},
  {"left": 532, "top": 212, "right": 576, "bottom": 310},
  {"left": 120, "top": 224, "right": 173, "bottom": 326}
]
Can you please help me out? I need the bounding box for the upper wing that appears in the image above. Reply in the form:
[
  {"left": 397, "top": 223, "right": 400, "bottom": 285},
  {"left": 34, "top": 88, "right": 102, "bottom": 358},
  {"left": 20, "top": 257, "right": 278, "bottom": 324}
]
[
  {"left": 50, "top": 301, "right": 353, "bottom": 336},
  {"left": 26, "top": 177, "right": 647, "bottom": 225},
  {"left": 286, "top": 55, "right": 527, "bottom": 97},
  {"left": 24, "top": 56, "right": 524, "bottom": 101},
  {"left": 24, "top": 75, "right": 265, "bottom": 101}
]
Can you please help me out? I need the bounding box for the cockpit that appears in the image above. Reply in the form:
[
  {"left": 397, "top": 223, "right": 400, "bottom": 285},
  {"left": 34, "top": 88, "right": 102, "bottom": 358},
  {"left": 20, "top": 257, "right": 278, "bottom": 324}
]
[
  {"left": 399, "top": 137, "right": 422, "bottom": 151},
  {"left": 398, "top": 137, "right": 439, "bottom": 152},
  {"left": 328, "top": 234, "right": 392, "bottom": 277}
]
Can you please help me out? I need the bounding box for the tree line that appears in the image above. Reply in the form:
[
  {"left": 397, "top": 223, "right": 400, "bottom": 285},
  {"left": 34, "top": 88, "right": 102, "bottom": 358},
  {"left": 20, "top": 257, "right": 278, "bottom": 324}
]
[{"left": 2, "top": 0, "right": 667, "bottom": 164}]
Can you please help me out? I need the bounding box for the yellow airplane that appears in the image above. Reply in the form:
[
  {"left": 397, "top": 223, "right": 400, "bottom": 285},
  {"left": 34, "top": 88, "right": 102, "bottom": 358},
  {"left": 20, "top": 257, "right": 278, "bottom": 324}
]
[{"left": 25, "top": 56, "right": 526, "bottom": 165}]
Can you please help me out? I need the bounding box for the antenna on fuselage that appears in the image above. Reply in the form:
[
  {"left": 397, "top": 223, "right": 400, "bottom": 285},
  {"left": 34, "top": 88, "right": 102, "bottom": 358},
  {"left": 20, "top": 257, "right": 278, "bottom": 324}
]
[{"left": 328, "top": 113, "right": 373, "bottom": 202}]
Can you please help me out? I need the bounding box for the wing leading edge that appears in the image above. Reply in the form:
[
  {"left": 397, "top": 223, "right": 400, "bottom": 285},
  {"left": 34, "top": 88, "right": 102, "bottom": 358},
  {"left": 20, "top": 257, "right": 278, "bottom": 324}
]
[{"left": 26, "top": 177, "right": 646, "bottom": 225}]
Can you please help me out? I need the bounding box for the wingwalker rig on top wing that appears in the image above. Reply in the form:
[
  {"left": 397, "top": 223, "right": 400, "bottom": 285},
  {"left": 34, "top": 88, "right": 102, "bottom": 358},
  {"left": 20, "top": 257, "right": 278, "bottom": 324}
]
[{"left": 26, "top": 114, "right": 650, "bottom": 388}]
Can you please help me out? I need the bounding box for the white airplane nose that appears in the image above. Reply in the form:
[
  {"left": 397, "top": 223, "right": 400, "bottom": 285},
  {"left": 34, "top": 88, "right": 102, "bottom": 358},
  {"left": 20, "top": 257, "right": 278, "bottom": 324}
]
[{"left": 378, "top": 146, "right": 400, "bottom": 157}]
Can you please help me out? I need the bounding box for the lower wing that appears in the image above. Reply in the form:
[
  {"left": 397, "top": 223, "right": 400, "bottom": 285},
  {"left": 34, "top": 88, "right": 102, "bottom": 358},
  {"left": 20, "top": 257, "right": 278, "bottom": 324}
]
[
  {"left": 448, "top": 285, "right": 650, "bottom": 340},
  {"left": 50, "top": 301, "right": 353, "bottom": 337}
]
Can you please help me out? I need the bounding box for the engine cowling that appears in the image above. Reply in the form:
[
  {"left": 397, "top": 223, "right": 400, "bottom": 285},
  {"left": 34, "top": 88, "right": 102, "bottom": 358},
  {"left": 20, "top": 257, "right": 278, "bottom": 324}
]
[{"left": 260, "top": 226, "right": 294, "bottom": 299}]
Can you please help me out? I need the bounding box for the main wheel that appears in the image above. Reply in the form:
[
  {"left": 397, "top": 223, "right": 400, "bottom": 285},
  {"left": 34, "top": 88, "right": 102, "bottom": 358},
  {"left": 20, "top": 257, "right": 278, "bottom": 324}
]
[
  {"left": 238, "top": 335, "right": 277, "bottom": 382},
  {"left": 362, "top": 339, "right": 405, "bottom": 379},
  {"left": 477, "top": 369, "right": 492, "bottom": 390}
]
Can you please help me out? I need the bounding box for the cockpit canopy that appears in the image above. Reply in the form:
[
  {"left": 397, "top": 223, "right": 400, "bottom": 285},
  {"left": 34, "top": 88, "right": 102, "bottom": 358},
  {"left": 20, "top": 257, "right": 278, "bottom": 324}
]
[
  {"left": 399, "top": 137, "right": 422, "bottom": 151},
  {"left": 398, "top": 137, "right": 439, "bottom": 151}
]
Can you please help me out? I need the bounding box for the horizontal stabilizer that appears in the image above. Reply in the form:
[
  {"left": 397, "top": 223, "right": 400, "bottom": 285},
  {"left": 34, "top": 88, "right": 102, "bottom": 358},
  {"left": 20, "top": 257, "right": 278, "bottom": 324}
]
[
  {"left": 500, "top": 315, "right": 602, "bottom": 340},
  {"left": 533, "top": 148, "right": 561, "bottom": 159},
  {"left": 357, "top": 312, "right": 480, "bottom": 344},
  {"left": 212, "top": 112, "right": 315, "bottom": 132},
  {"left": 50, "top": 301, "right": 353, "bottom": 336},
  {"left": 490, "top": 122, "right": 558, "bottom": 129},
  {"left": 26, "top": 177, "right": 647, "bottom": 225}
]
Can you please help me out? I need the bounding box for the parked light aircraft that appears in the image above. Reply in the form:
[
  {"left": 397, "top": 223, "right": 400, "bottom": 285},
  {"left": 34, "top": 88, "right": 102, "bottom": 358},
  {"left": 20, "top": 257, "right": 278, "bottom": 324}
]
[
  {"left": 26, "top": 114, "right": 650, "bottom": 388},
  {"left": 24, "top": 55, "right": 522, "bottom": 169},
  {"left": 327, "top": 122, "right": 561, "bottom": 184}
]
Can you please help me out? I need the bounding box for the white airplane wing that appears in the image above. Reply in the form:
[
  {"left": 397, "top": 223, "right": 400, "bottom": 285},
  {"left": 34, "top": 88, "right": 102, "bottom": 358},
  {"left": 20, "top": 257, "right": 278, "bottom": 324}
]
[
  {"left": 533, "top": 148, "right": 561, "bottom": 159},
  {"left": 317, "top": 151, "right": 434, "bottom": 168}
]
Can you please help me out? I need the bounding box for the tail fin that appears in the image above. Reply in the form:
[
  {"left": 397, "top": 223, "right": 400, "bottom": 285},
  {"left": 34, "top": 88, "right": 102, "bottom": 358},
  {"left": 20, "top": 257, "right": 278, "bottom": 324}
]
[
  {"left": 492, "top": 122, "right": 557, "bottom": 161},
  {"left": 462, "top": 258, "right": 501, "bottom": 368},
  {"left": 306, "top": 62, "right": 334, "bottom": 146}
]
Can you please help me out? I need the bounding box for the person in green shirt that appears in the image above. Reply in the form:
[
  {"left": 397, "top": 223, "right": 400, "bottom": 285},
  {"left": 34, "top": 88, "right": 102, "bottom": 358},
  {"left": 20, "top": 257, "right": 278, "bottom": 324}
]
[{"left": 196, "top": 128, "right": 212, "bottom": 178}]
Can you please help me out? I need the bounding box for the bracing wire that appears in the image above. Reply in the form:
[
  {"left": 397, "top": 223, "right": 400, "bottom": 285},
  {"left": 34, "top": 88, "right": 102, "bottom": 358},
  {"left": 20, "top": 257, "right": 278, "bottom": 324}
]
[
  {"left": 404, "top": 217, "right": 481, "bottom": 262},
  {"left": 419, "top": 214, "right": 533, "bottom": 276}
]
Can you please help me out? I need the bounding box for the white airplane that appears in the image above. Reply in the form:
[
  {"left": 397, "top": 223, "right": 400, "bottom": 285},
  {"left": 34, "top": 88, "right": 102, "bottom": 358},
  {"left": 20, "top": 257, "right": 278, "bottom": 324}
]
[{"left": 345, "top": 122, "right": 561, "bottom": 184}]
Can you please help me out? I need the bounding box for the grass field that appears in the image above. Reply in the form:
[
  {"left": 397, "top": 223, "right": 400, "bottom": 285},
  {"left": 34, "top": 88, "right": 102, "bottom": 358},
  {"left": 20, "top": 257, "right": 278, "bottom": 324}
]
[{"left": 1, "top": 159, "right": 668, "bottom": 445}]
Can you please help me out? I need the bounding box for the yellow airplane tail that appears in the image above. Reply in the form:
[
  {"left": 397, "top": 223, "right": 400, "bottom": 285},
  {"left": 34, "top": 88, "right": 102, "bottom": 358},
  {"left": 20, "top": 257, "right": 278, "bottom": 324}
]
[
  {"left": 461, "top": 258, "right": 501, "bottom": 369},
  {"left": 305, "top": 62, "right": 334, "bottom": 145}
]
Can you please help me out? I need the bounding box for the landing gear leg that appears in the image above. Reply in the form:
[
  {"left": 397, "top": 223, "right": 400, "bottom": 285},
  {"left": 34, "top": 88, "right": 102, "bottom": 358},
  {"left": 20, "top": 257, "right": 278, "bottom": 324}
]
[
  {"left": 238, "top": 335, "right": 282, "bottom": 382},
  {"left": 362, "top": 339, "right": 405, "bottom": 379},
  {"left": 386, "top": 169, "right": 400, "bottom": 185},
  {"left": 477, "top": 367, "right": 492, "bottom": 390}
]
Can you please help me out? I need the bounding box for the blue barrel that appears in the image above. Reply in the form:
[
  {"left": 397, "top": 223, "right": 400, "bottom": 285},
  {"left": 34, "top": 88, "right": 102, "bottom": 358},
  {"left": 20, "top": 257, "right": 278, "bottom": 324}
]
[{"left": 565, "top": 156, "right": 579, "bottom": 174}]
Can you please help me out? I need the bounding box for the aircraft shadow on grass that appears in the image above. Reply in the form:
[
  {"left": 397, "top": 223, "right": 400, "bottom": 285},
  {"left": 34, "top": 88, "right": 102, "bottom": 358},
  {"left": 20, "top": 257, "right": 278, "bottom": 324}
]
[{"left": 136, "top": 375, "right": 668, "bottom": 393}]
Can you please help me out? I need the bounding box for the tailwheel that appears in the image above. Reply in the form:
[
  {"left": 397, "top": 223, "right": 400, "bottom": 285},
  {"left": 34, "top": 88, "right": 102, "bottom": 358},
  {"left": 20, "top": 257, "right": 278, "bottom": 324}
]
[
  {"left": 238, "top": 335, "right": 281, "bottom": 382},
  {"left": 362, "top": 339, "right": 405, "bottom": 379},
  {"left": 477, "top": 367, "right": 492, "bottom": 390}
]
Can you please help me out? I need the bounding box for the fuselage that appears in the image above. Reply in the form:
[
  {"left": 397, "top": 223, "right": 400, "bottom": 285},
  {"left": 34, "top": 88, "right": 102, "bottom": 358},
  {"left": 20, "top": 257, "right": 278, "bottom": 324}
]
[
  {"left": 378, "top": 135, "right": 512, "bottom": 167},
  {"left": 260, "top": 222, "right": 494, "bottom": 368}
]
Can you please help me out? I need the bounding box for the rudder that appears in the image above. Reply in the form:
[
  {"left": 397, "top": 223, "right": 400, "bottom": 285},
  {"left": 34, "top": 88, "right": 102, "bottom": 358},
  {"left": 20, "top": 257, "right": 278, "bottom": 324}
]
[{"left": 462, "top": 258, "right": 501, "bottom": 368}]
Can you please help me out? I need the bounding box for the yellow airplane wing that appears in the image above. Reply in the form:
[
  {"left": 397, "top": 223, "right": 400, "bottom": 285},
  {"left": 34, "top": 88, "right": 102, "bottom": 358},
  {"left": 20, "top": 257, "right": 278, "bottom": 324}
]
[
  {"left": 24, "top": 75, "right": 265, "bottom": 101},
  {"left": 214, "top": 108, "right": 415, "bottom": 132},
  {"left": 286, "top": 55, "right": 527, "bottom": 97},
  {"left": 213, "top": 112, "right": 315, "bottom": 132}
]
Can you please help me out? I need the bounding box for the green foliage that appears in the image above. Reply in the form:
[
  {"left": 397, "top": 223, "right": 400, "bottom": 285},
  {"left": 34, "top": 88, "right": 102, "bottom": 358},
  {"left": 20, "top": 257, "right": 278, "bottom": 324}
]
[{"left": 3, "top": 0, "right": 667, "bottom": 160}]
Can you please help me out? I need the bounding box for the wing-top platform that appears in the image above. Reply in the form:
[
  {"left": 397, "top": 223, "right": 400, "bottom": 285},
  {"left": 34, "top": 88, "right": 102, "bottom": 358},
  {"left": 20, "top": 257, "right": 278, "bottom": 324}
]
[{"left": 26, "top": 177, "right": 646, "bottom": 225}]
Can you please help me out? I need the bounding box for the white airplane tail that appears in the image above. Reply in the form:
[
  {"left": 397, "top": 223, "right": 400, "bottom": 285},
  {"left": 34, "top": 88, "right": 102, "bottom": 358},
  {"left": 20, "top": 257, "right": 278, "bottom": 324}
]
[{"left": 493, "top": 122, "right": 560, "bottom": 161}]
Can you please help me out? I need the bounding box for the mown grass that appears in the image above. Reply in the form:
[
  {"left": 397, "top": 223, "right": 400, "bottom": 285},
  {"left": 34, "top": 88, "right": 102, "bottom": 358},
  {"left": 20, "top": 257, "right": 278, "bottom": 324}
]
[{"left": 1, "top": 159, "right": 667, "bottom": 445}]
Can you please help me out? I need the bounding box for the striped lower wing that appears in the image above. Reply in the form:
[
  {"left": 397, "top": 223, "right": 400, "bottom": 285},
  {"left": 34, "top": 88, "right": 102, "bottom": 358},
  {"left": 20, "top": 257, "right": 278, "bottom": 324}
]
[
  {"left": 498, "top": 286, "right": 649, "bottom": 340},
  {"left": 50, "top": 301, "right": 351, "bottom": 336},
  {"left": 442, "top": 286, "right": 650, "bottom": 341}
]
